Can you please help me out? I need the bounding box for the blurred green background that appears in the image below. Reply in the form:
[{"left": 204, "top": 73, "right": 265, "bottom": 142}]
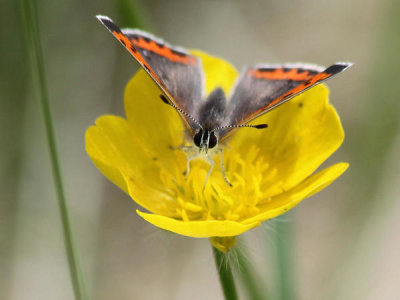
[{"left": 2, "top": 0, "right": 400, "bottom": 299}]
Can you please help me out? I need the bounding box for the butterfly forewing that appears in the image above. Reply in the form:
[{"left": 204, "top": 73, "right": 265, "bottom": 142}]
[
  {"left": 96, "top": 15, "right": 203, "bottom": 132},
  {"left": 221, "top": 63, "right": 352, "bottom": 139}
]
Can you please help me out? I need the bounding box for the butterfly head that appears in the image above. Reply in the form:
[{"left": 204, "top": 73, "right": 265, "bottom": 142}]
[{"left": 193, "top": 129, "right": 218, "bottom": 152}]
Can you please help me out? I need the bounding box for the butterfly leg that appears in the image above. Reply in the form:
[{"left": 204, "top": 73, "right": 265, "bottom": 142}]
[
  {"left": 203, "top": 153, "right": 215, "bottom": 190},
  {"left": 169, "top": 144, "right": 193, "bottom": 151},
  {"left": 169, "top": 144, "right": 197, "bottom": 176},
  {"left": 184, "top": 154, "right": 197, "bottom": 177},
  {"left": 219, "top": 150, "right": 232, "bottom": 187}
]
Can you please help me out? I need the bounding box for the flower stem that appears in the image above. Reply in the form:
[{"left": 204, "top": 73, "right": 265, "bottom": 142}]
[
  {"left": 274, "top": 217, "right": 296, "bottom": 300},
  {"left": 19, "top": 1, "right": 87, "bottom": 299},
  {"left": 212, "top": 246, "right": 239, "bottom": 300}
]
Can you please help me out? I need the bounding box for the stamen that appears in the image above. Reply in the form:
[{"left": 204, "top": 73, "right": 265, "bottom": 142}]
[{"left": 163, "top": 143, "right": 276, "bottom": 225}]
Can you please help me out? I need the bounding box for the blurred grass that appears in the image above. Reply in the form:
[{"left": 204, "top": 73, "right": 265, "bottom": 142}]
[
  {"left": 333, "top": 0, "right": 400, "bottom": 297},
  {"left": 236, "top": 242, "right": 266, "bottom": 300},
  {"left": 346, "top": 0, "right": 400, "bottom": 228},
  {"left": 19, "top": 0, "right": 87, "bottom": 299},
  {"left": 116, "top": 0, "right": 154, "bottom": 30},
  {"left": 0, "top": 1, "right": 29, "bottom": 299}
]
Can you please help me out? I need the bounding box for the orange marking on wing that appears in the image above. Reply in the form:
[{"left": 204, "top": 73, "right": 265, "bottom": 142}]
[
  {"left": 248, "top": 68, "right": 314, "bottom": 81},
  {"left": 132, "top": 37, "right": 197, "bottom": 66},
  {"left": 114, "top": 32, "right": 144, "bottom": 62},
  {"left": 266, "top": 72, "right": 330, "bottom": 108},
  {"left": 113, "top": 31, "right": 164, "bottom": 84},
  {"left": 243, "top": 71, "right": 332, "bottom": 123}
]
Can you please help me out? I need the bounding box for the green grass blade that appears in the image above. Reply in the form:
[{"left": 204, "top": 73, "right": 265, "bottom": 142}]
[{"left": 19, "top": 1, "right": 87, "bottom": 299}]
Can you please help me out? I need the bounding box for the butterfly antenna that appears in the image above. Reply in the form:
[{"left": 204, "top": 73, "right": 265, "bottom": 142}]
[
  {"left": 214, "top": 123, "right": 268, "bottom": 132},
  {"left": 159, "top": 94, "right": 203, "bottom": 129}
]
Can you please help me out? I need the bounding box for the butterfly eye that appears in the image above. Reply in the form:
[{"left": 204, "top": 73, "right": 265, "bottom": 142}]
[
  {"left": 208, "top": 132, "right": 218, "bottom": 149},
  {"left": 193, "top": 130, "right": 203, "bottom": 147}
]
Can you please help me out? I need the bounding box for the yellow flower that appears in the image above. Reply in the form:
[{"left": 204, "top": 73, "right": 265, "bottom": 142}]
[{"left": 85, "top": 51, "right": 348, "bottom": 252}]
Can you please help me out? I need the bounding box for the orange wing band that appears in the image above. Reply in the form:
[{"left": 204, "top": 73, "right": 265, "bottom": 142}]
[
  {"left": 248, "top": 68, "right": 315, "bottom": 81},
  {"left": 132, "top": 37, "right": 197, "bottom": 66}
]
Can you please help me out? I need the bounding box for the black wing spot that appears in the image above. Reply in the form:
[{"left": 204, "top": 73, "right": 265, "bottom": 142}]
[
  {"left": 143, "top": 64, "right": 151, "bottom": 71},
  {"left": 258, "top": 67, "right": 275, "bottom": 72},
  {"left": 303, "top": 80, "right": 312, "bottom": 86},
  {"left": 282, "top": 68, "right": 291, "bottom": 73},
  {"left": 156, "top": 42, "right": 165, "bottom": 48},
  {"left": 130, "top": 45, "right": 137, "bottom": 53},
  {"left": 142, "top": 36, "right": 151, "bottom": 43},
  {"left": 298, "top": 102, "right": 303, "bottom": 108},
  {"left": 284, "top": 92, "right": 293, "bottom": 98},
  {"left": 159, "top": 94, "right": 169, "bottom": 104}
]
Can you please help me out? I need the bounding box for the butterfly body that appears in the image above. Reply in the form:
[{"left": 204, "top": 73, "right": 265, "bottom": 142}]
[{"left": 96, "top": 15, "right": 352, "bottom": 185}]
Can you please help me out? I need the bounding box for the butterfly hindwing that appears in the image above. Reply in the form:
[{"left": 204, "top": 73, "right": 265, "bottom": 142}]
[
  {"left": 221, "top": 63, "right": 352, "bottom": 138},
  {"left": 96, "top": 15, "right": 203, "bottom": 132}
]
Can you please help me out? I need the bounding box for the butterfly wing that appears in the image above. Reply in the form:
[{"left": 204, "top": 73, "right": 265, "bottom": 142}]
[
  {"left": 221, "top": 63, "right": 352, "bottom": 138},
  {"left": 96, "top": 15, "right": 203, "bottom": 133}
]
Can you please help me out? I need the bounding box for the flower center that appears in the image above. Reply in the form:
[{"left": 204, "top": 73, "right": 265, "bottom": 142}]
[{"left": 158, "top": 144, "right": 280, "bottom": 223}]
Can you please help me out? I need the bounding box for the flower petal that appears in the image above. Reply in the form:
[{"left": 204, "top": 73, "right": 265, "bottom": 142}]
[
  {"left": 229, "top": 84, "right": 345, "bottom": 196},
  {"left": 242, "top": 162, "right": 349, "bottom": 225},
  {"left": 85, "top": 115, "right": 180, "bottom": 215},
  {"left": 137, "top": 210, "right": 260, "bottom": 238},
  {"left": 190, "top": 50, "right": 238, "bottom": 96},
  {"left": 124, "top": 69, "right": 186, "bottom": 166}
]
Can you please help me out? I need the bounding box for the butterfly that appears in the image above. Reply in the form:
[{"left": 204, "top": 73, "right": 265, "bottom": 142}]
[{"left": 96, "top": 15, "right": 352, "bottom": 186}]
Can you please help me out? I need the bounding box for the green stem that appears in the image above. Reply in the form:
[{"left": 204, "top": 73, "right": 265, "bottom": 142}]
[
  {"left": 19, "top": 1, "right": 87, "bottom": 299},
  {"left": 212, "top": 246, "right": 239, "bottom": 300},
  {"left": 274, "top": 217, "right": 296, "bottom": 300}
]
